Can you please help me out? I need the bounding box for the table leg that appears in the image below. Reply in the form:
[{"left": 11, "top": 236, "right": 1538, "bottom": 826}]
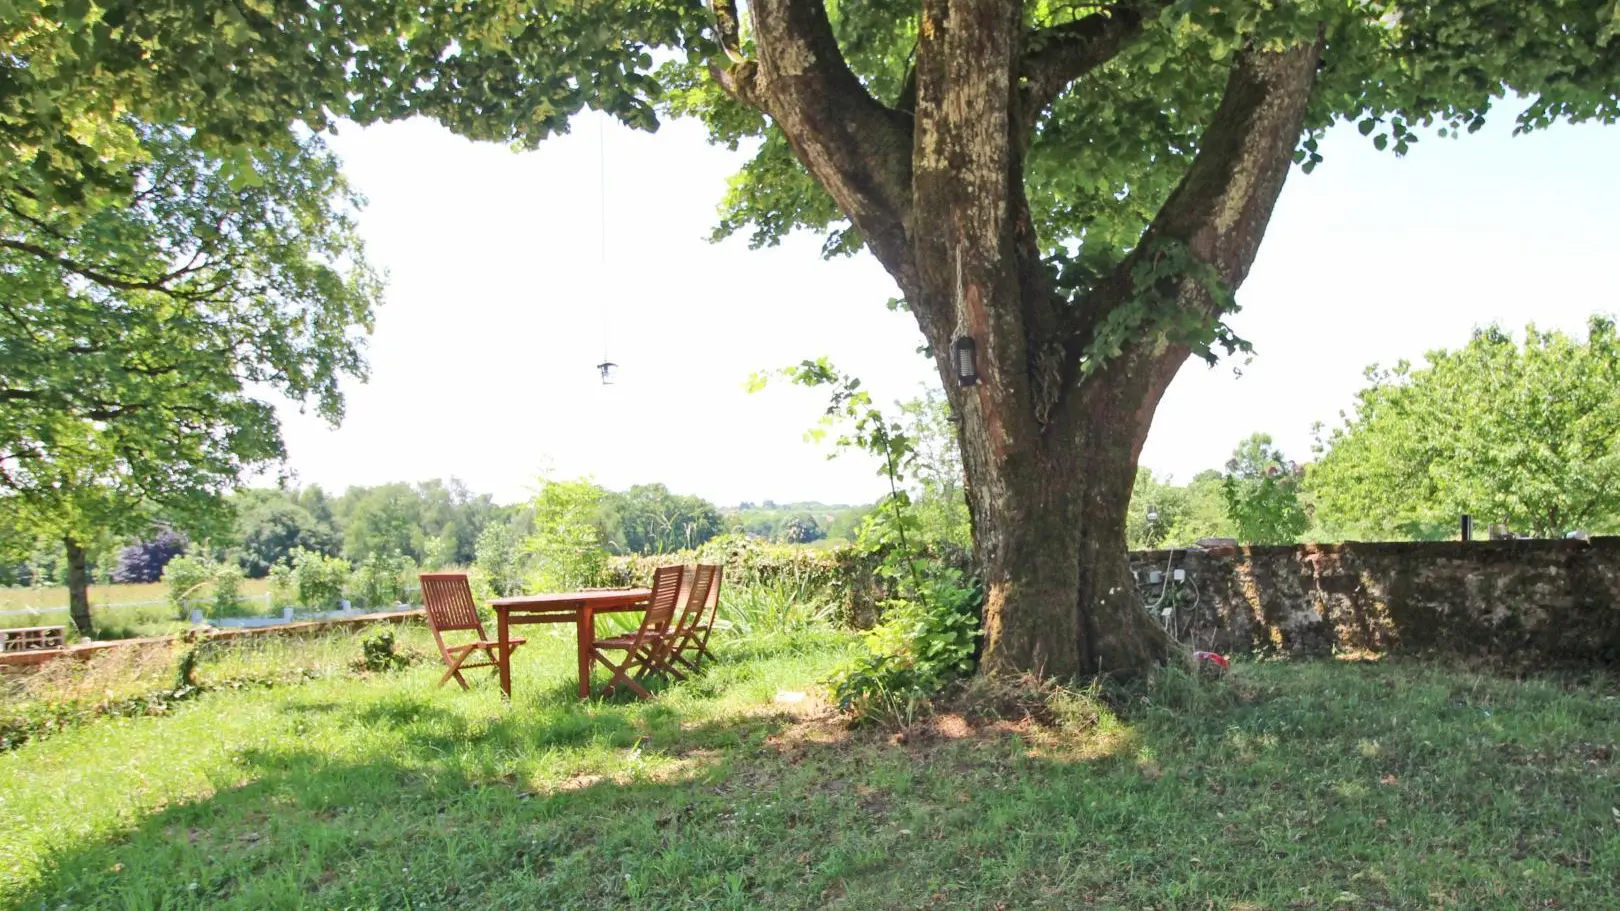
[
  {"left": 498, "top": 608, "right": 512, "bottom": 699},
  {"left": 577, "top": 605, "right": 594, "bottom": 700}
]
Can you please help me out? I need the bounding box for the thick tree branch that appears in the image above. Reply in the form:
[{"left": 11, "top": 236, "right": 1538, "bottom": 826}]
[
  {"left": 1018, "top": 4, "right": 1161, "bottom": 134},
  {"left": 1054, "top": 39, "right": 1324, "bottom": 445},
  {"left": 711, "top": 0, "right": 915, "bottom": 282},
  {"left": 0, "top": 237, "right": 191, "bottom": 295},
  {"left": 1148, "top": 40, "right": 1324, "bottom": 286}
]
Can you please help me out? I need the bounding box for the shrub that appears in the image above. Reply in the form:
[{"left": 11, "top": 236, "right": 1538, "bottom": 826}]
[
  {"left": 112, "top": 530, "right": 187, "bottom": 583},
  {"left": 356, "top": 629, "right": 413, "bottom": 673},
  {"left": 826, "top": 562, "right": 982, "bottom": 725},
  {"left": 163, "top": 555, "right": 215, "bottom": 619},
  {"left": 283, "top": 548, "right": 351, "bottom": 610},
  {"left": 716, "top": 570, "right": 837, "bottom": 638},
  {"left": 210, "top": 562, "right": 246, "bottom": 616},
  {"left": 347, "top": 552, "right": 416, "bottom": 608},
  {"left": 525, "top": 477, "right": 609, "bottom": 590},
  {"left": 266, "top": 562, "right": 295, "bottom": 610},
  {"left": 474, "top": 523, "right": 526, "bottom": 597},
  {"left": 163, "top": 554, "right": 251, "bottom": 619},
  {"left": 603, "top": 533, "right": 970, "bottom": 632}
]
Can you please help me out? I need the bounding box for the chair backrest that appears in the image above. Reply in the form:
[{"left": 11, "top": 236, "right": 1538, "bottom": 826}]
[
  {"left": 674, "top": 564, "right": 720, "bottom": 636},
  {"left": 696, "top": 560, "right": 722, "bottom": 622},
  {"left": 625, "top": 564, "right": 685, "bottom": 648},
  {"left": 418, "top": 573, "right": 485, "bottom": 635},
  {"left": 643, "top": 564, "right": 685, "bottom": 628}
]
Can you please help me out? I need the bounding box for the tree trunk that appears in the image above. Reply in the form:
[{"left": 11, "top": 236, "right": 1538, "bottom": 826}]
[
  {"left": 965, "top": 415, "right": 1171, "bottom": 678},
  {"left": 723, "top": 0, "right": 1322, "bottom": 680},
  {"left": 64, "top": 536, "right": 92, "bottom": 636}
]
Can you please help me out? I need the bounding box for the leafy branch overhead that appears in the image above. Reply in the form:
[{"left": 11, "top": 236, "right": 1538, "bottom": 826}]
[{"left": 8, "top": 1, "right": 1617, "bottom": 395}]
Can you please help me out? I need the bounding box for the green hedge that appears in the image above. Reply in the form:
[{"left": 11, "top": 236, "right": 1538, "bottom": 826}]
[{"left": 602, "top": 534, "right": 970, "bottom": 629}]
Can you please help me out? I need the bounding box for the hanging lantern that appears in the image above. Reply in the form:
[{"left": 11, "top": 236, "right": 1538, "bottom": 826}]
[
  {"left": 1146, "top": 505, "right": 1159, "bottom": 526},
  {"left": 596, "top": 361, "right": 618, "bottom": 385},
  {"left": 952, "top": 336, "right": 979, "bottom": 387}
]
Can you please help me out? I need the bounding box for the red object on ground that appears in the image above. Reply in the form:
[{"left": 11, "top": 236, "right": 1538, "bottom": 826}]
[{"left": 1193, "top": 650, "right": 1230, "bottom": 669}]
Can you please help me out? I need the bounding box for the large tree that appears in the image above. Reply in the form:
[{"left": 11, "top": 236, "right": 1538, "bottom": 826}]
[
  {"left": 8, "top": 1, "right": 1616, "bottom": 672},
  {"left": 0, "top": 126, "right": 379, "bottom": 633},
  {"left": 1310, "top": 317, "right": 1620, "bottom": 540}
]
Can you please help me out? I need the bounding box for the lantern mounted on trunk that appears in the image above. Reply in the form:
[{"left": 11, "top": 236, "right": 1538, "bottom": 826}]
[{"left": 952, "top": 335, "right": 979, "bottom": 387}]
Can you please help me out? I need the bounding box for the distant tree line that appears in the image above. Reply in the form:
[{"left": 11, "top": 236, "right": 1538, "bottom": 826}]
[
  {"left": 724, "top": 501, "right": 870, "bottom": 545},
  {"left": 1130, "top": 317, "right": 1620, "bottom": 548},
  {"left": 0, "top": 477, "right": 808, "bottom": 591}
]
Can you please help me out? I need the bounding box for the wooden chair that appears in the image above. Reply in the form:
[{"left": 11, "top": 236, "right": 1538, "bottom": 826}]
[
  {"left": 418, "top": 572, "right": 525, "bottom": 690},
  {"left": 667, "top": 563, "right": 723, "bottom": 676},
  {"left": 589, "top": 564, "right": 684, "bottom": 699}
]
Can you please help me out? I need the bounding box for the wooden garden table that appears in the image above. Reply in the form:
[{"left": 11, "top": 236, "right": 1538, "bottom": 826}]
[{"left": 489, "top": 589, "right": 651, "bottom": 699}]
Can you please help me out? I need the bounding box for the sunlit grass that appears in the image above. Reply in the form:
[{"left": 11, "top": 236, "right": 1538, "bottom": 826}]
[
  {"left": 1, "top": 640, "right": 1616, "bottom": 910},
  {"left": 1, "top": 579, "right": 277, "bottom": 638}
]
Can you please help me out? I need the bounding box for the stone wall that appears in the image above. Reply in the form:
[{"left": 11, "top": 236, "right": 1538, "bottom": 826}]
[{"left": 1128, "top": 538, "right": 1620, "bottom": 664}]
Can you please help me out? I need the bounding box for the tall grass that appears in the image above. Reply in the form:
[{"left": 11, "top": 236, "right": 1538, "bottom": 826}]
[
  {"left": 715, "top": 571, "right": 836, "bottom": 637},
  {"left": 0, "top": 624, "right": 441, "bottom": 751}
]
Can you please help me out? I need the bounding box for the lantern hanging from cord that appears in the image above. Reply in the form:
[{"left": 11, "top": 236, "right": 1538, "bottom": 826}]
[
  {"left": 592, "top": 111, "right": 621, "bottom": 388},
  {"left": 952, "top": 335, "right": 979, "bottom": 387}
]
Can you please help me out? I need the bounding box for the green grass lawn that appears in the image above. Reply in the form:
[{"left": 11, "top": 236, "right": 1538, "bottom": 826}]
[
  {"left": 1, "top": 629, "right": 1616, "bottom": 910},
  {"left": 1, "top": 580, "right": 277, "bottom": 639},
  {"left": 0, "top": 579, "right": 275, "bottom": 613}
]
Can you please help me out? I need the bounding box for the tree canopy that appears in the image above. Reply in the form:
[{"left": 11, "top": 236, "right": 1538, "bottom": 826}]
[
  {"left": 1310, "top": 317, "right": 1620, "bottom": 540},
  {"left": 0, "top": 125, "right": 379, "bottom": 630},
  {"left": 13, "top": 3, "right": 1617, "bottom": 257}
]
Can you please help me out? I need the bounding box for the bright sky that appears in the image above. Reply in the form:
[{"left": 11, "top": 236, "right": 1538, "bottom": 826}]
[{"left": 273, "top": 103, "right": 1620, "bottom": 507}]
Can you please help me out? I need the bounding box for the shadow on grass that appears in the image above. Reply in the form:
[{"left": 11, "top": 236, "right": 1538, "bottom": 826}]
[
  {"left": 13, "top": 658, "right": 1620, "bottom": 911},
  {"left": 12, "top": 668, "right": 816, "bottom": 911}
]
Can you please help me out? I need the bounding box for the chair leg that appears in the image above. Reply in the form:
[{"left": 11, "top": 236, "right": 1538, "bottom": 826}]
[
  {"left": 438, "top": 664, "right": 471, "bottom": 690},
  {"left": 593, "top": 647, "right": 654, "bottom": 700},
  {"left": 672, "top": 649, "right": 700, "bottom": 674},
  {"left": 438, "top": 645, "right": 477, "bottom": 690},
  {"left": 692, "top": 630, "right": 717, "bottom": 669},
  {"left": 655, "top": 639, "right": 688, "bottom": 680}
]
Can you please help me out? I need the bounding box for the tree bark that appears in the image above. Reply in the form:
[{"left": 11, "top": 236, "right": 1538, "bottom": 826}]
[
  {"left": 64, "top": 536, "right": 92, "bottom": 636},
  {"left": 719, "top": 1, "right": 1322, "bottom": 679}
]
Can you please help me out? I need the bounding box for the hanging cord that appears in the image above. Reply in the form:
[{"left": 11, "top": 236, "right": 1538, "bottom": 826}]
[
  {"left": 597, "top": 110, "right": 610, "bottom": 368},
  {"left": 953, "top": 242, "right": 966, "bottom": 341}
]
